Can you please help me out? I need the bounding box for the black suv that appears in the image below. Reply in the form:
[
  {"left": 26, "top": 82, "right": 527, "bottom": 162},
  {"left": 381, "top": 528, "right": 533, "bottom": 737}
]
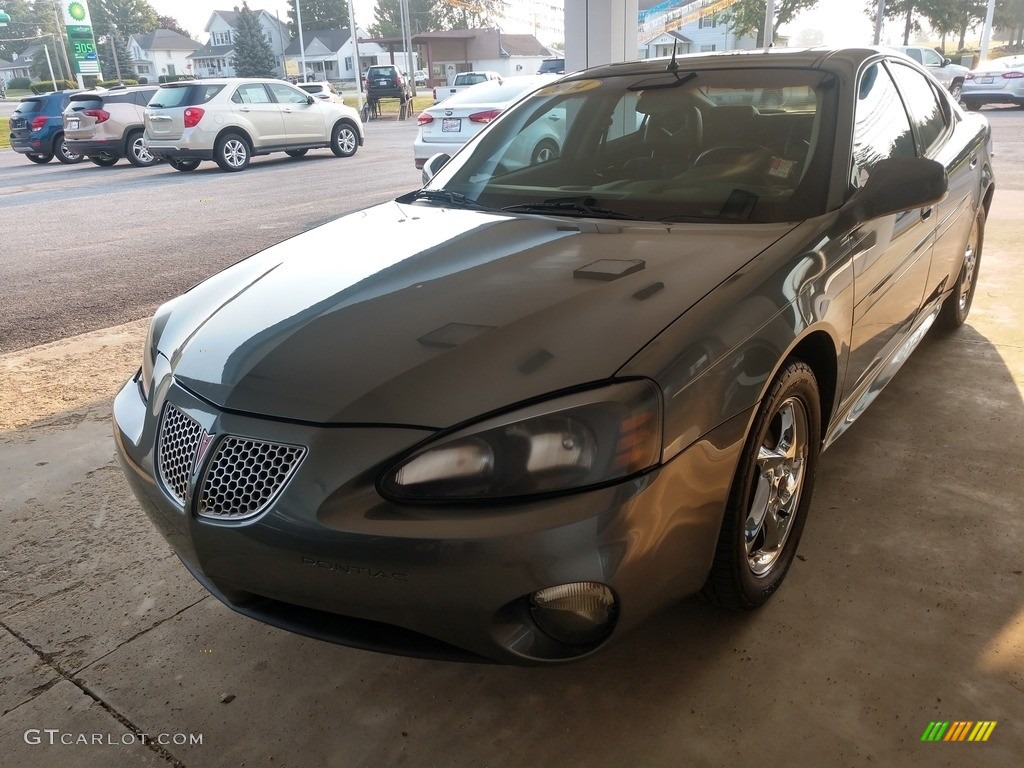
[
  {"left": 364, "top": 65, "right": 411, "bottom": 102},
  {"left": 537, "top": 58, "right": 565, "bottom": 75},
  {"left": 9, "top": 91, "right": 84, "bottom": 165}
]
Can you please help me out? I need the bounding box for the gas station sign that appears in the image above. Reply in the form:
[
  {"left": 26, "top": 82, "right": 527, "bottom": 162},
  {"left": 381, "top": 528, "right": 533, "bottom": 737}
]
[{"left": 61, "top": 1, "right": 101, "bottom": 76}]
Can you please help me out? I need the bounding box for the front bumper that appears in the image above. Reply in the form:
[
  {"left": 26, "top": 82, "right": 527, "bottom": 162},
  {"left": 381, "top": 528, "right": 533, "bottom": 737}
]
[{"left": 113, "top": 371, "right": 746, "bottom": 664}]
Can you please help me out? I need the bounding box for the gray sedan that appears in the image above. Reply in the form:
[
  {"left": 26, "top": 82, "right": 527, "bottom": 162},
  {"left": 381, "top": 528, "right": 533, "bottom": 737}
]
[
  {"left": 114, "top": 47, "right": 994, "bottom": 665},
  {"left": 963, "top": 55, "right": 1024, "bottom": 110}
]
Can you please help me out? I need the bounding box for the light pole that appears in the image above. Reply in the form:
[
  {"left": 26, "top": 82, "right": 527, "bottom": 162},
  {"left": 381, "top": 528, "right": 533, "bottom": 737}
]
[
  {"left": 874, "top": 0, "right": 885, "bottom": 45},
  {"left": 295, "top": 0, "right": 308, "bottom": 82},
  {"left": 763, "top": 0, "right": 774, "bottom": 49},
  {"left": 346, "top": 0, "right": 363, "bottom": 111},
  {"left": 979, "top": 0, "right": 997, "bottom": 63}
]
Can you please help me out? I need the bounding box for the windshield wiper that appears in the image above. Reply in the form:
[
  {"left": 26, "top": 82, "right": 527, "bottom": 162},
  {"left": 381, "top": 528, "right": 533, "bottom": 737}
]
[
  {"left": 397, "top": 189, "right": 495, "bottom": 211},
  {"left": 501, "top": 196, "right": 637, "bottom": 220}
]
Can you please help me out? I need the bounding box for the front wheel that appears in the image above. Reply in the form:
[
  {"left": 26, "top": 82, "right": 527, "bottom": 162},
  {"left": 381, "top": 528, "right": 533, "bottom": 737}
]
[
  {"left": 55, "top": 134, "right": 83, "bottom": 164},
  {"left": 26, "top": 152, "right": 53, "bottom": 164},
  {"left": 702, "top": 360, "right": 821, "bottom": 610},
  {"left": 331, "top": 121, "right": 358, "bottom": 157},
  {"left": 949, "top": 81, "right": 964, "bottom": 102},
  {"left": 126, "top": 131, "right": 158, "bottom": 167},
  {"left": 935, "top": 209, "right": 984, "bottom": 331},
  {"left": 531, "top": 138, "right": 559, "bottom": 164},
  {"left": 214, "top": 132, "right": 250, "bottom": 171},
  {"left": 167, "top": 157, "right": 201, "bottom": 172}
]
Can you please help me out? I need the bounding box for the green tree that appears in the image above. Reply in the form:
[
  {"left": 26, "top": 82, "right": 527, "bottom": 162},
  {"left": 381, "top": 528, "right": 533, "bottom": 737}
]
[
  {"left": 719, "top": 0, "right": 819, "bottom": 47},
  {"left": 96, "top": 27, "right": 136, "bottom": 80},
  {"left": 232, "top": 2, "right": 277, "bottom": 77},
  {"left": 0, "top": 0, "right": 41, "bottom": 61},
  {"left": 433, "top": 0, "right": 506, "bottom": 30},
  {"left": 155, "top": 14, "right": 191, "bottom": 38},
  {"left": 995, "top": 0, "right": 1024, "bottom": 47},
  {"left": 370, "top": 0, "right": 438, "bottom": 37},
  {"left": 287, "top": 0, "right": 349, "bottom": 39},
  {"left": 91, "top": 0, "right": 159, "bottom": 36}
]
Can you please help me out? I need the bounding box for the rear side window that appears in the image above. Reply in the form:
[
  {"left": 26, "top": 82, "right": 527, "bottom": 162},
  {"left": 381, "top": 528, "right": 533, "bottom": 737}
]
[
  {"left": 15, "top": 100, "right": 43, "bottom": 115},
  {"left": 888, "top": 62, "right": 948, "bottom": 154},
  {"left": 134, "top": 88, "right": 158, "bottom": 106},
  {"left": 149, "top": 84, "right": 224, "bottom": 108},
  {"left": 851, "top": 63, "right": 915, "bottom": 189}
]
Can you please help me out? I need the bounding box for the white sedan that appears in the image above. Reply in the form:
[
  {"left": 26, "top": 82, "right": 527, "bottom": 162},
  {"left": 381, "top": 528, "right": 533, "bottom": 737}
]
[{"left": 413, "top": 75, "right": 561, "bottom": 170}]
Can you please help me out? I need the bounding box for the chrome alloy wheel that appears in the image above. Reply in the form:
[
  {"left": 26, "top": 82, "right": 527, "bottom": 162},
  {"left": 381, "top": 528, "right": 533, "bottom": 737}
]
[
  {"left": 132, "top": 136, "right": 155, "bottom": 164},
  {"left": 957, "top": 218, "right": 979, "bottom": 313},
  {"left": 744, "top": 396, "right": 809, "bottom": 576},
  {"left": 222, "top": 138, "right": 248, "bottom": 168},
  {"left": 335, "top": 126, "right": 357, "bottom": 155}
]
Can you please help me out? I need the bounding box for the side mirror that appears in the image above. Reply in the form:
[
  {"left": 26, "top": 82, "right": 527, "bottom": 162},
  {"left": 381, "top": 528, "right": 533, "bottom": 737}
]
[
  {"left": 841, "top": 157, "right": 947, "bottom": 224},
  {"left": 421, "top": 152, "right": 450, "bottom": 184},
  {"left": 941, "top": 58, "right": 952, "bottom": 67},
  {"left": 307, "top": 95, "right": 315, "bottom": 105}
]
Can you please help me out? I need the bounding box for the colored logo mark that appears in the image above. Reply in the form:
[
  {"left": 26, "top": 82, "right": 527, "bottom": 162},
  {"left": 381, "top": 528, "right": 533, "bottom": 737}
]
[
  {"left": 67, "top": 2, "right": 86, "bottom": 21},
  {"left": 921, "top": 721, "right": 997, "bottom": 742}
]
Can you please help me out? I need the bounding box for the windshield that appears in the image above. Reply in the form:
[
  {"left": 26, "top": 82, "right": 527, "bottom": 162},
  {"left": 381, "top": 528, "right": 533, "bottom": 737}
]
[{"left": 424, "top": 67, "right": 837, "bottom": 223}]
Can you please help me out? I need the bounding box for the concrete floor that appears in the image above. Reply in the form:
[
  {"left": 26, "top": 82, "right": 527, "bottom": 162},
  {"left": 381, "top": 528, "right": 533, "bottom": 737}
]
[{"left": 1, "top": 194, "right": 1022, "bottom": 766}]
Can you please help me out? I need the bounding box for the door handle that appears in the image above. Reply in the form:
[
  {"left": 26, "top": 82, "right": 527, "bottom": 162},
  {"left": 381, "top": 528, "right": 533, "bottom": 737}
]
[
  {"left": 969, "top": 155, "right": 978, "bottom": 169},
  {"left": 239, "top": 107, "right": 250, "bottom": 112},
  {"left": 283, "top": 108, "right": 292, "bottom": 113}
]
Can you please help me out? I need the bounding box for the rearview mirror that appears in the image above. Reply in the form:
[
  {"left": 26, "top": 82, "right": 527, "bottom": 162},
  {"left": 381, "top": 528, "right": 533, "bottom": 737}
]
[{"left": 422, "top": 152, "right": 450, "bottom": 184}]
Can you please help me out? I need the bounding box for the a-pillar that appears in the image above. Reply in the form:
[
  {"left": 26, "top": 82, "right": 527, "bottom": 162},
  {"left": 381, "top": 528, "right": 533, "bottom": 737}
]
[{"left": 564, "top": 0, "right": 640, "bottom": 72}]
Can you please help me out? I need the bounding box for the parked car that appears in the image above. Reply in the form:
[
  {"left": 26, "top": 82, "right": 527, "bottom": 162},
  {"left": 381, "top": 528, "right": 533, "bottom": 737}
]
[
  {"left": 414, "top": 69, "right": 428, "bottom": 86},
  {"left": 8, "top": 90, "right": 84, "bottom": 164},
  {"left": 891, "top": 45, "right": 970, "bottom": 100},
  {"left": 115, "top": 48, "right": 993, "bottom": 665},
  {"left": 433, "top": 70, "right": 503, "bottom": 104},
  {"left": 364, "top": 64, "right": 411, "bottom": 103},
  {"left": 413, "top": 74, "right": 560, "bottom": 170},
  {"left": 962, "top": 55, "right": 1024, "bottom": 110},
  {"left": 297, "top": 81, "right": 344, "bottom": 104},
  {"left": 143, "top": 78, "right": 363, "bottom": 172},
  {"left": 63, "top": 85, "right": 161, "bottom": 167},
  {"left": 537, "top": 57, "right": 565, "bottom": 75}
]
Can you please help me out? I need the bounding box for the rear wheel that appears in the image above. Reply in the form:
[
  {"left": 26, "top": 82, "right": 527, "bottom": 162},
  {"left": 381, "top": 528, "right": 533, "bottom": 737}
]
[
  {"left": 167, "top": 157, "right": 201, "bottom": 172},
  {"left": 531, "top": 138, "right": 559, "bottom": 164},
  {"left": 963, "top": 99, "right": 981, "bottom": 111},
  {"left": 214, "top": 132, "right": 250, "bottom": 171},
  {"left": 89, "top": 156, "right": 119, "bottom": 167},
  {"left": 126, "top": 131, "right": 158, "bottom": 167},
  {"left": 55, "top": 134, "right": 83, "bottom": 164},
  {"left": 702, "top": 360, "right": 821, "bottom": 610},
  {"left": 285, "top": 148, "right": 308, "bottom": 158},
  {"left": 26, "top": 152, "right": 53, "bottom": 164},
  {"left": 935, "top": 209, "right": 984, "bottom": 331},
  {"left": 331, "top": 121, "right": 358, "bottom": 157}
]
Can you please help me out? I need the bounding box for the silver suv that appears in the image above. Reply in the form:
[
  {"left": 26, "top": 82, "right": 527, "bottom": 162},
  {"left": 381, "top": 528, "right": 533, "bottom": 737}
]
[
  {"left": 64, "top": 85, "right": 161, "bottom": 167},
  {"left": 144, "top": 78, "right": 364, "bottom": 172}
]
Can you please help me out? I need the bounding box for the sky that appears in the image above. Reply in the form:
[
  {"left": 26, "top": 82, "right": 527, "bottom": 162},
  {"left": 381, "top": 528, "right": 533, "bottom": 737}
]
[{"left": 144, "top": 1, "right": 929, "bottom": 49}]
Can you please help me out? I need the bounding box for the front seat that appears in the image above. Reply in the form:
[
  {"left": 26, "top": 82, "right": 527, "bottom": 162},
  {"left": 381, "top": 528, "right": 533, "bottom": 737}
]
[{"left": 626, "top": 105, "right": 704, "bottom": 180}]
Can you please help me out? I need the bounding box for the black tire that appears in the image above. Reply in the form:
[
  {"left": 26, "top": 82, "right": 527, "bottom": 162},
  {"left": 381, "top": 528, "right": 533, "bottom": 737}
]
[
  {"left": 89, "top": 156, "right": 119, "bottom": 167},
  {"left": 530, "top": 138, "right": 559, "bottom": 164},
  {"left": 126, "top": 130, "right": 158, "bottom": 167},
  {"left": 331, "top": 121, "right": 358, "bottom": 157},
  {"left": 55, "top": 134, "right": 83, "bottom": 164},
  {"left": 963, "top": 99, "right": 981, "bottom": 111},
  {"left": 26, "top": 152, "right": 53, "bottom": 164},
  {"left": 285, "top": 148, "right": 308, "bottom": 158},
  {"left": 702, "top": 360, "right": 821, "bottom": 610},
  {"left": 167, "top": 157, "right": 201, "bottom": 172},
  {"left": 949, "top": 80, "right": 964, "bottom": 102},
  {"left": 214, "top": 132, "right": 250, "bottom": 171},
  {"left": 935, "top": 208, "right": 984, "bottom": 331}
]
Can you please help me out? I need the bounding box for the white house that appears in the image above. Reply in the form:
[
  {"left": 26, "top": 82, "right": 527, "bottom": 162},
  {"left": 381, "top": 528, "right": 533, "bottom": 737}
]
[
  {"left": 189, "top": 8, "right": 290, "bottom": 79},
  {"left": 1, "top": 54, "right": 33, "bottom": 85},
  {"left": 639, "top": 15, "right": 757, "bottom": 59},
  {"left": 282, "top": 27, "right": 386, "bottom": 82},
  {"left": 129, "top": 29, "right": 201, "bottom": 81}
]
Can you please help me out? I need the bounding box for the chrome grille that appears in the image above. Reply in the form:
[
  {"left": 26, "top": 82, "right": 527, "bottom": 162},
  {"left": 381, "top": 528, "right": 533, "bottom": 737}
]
[
  {"left": 198, "top": 437, "right": 305, "bottom": 520},
  {"left": 157, "top": 404, "right": 205, "bottom": 506}
]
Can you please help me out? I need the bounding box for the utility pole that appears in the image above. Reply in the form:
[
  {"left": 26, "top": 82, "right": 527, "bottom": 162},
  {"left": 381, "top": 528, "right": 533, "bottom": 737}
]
[
  {"left": 979, "top": 0, "right": 997, "bottom": 63},
  {"left": 874, "top": 0, "right": 885, "bottom": 45},
  {"left": 50, "top": 0, "right": 72, "bottom": 81},
  {"left": 400, "top": 0, "right": 415, "bottom": 97},
  {"left": 346, "top": 0, "right": 363, "bottom": 111},
  {"left": 296, "top": 0, "right": 308, "bottom": 82},
  {"left": 108, "top": 29, "right": 123, "bottom": 83},
  {"left": 763, "top": 0, "right": 775, "bottom": 49}
]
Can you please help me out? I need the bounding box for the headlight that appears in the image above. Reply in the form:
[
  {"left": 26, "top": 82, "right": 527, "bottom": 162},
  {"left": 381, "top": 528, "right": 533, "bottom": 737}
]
[
  {"left": 139, "top": 319, "right": 158, "bottom": 400},
  {"left": 380, "top": 380, "right": 662, "bottom": 501}
]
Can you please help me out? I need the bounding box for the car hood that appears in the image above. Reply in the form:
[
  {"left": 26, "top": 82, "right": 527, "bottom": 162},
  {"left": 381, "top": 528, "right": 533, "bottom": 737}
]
[{"left": 160, "top": 201, "right": 797, "bottom": 427}]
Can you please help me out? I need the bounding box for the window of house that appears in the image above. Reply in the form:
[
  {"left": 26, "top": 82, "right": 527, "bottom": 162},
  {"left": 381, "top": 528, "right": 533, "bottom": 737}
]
[
  {"left": 701, "top": 44, "right": 716, "bottom": 52},
  {"left": 698, "top": 15, "right": 716, "bottom": 29}
]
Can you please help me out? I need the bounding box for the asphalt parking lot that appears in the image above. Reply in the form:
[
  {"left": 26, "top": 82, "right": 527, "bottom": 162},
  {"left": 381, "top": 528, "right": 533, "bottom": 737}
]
[{"left": 1, "top": 112, "right": 1023, "bottom": 767}]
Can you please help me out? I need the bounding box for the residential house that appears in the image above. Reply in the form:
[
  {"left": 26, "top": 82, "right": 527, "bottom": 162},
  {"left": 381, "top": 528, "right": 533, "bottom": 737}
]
[
  {"left": 1, "top": 55, "right": 32, "bottom": 85},
  {"left": 189, "top": 8, "right": 290, "bottom": 79},
  {"left": 3, "top": 44, "right": 51, "bottom": 83},
  {"left": 282, "top": 27, "right": 385, "bottom": 83},
  {"left": 129, "top": 29, "right": 201, "bottom": 81},
  {"left": 639, "top": 14, "right": 757, "bottom": 58}
]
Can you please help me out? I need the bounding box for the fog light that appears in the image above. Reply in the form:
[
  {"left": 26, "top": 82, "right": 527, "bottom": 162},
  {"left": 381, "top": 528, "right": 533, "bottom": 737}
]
[{"left": 530, "top": 582, "right": 617, "bottom": 645}]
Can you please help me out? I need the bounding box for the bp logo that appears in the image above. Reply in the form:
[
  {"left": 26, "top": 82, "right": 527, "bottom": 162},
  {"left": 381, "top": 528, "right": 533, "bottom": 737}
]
[{"left": 67, "top": 2, "right": 86, "bottom": 21}]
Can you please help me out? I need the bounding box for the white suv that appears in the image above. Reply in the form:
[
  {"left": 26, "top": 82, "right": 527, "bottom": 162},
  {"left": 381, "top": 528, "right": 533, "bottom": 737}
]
[{"left": 144, "top": 78, "right": 363, "bottom": 172}]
